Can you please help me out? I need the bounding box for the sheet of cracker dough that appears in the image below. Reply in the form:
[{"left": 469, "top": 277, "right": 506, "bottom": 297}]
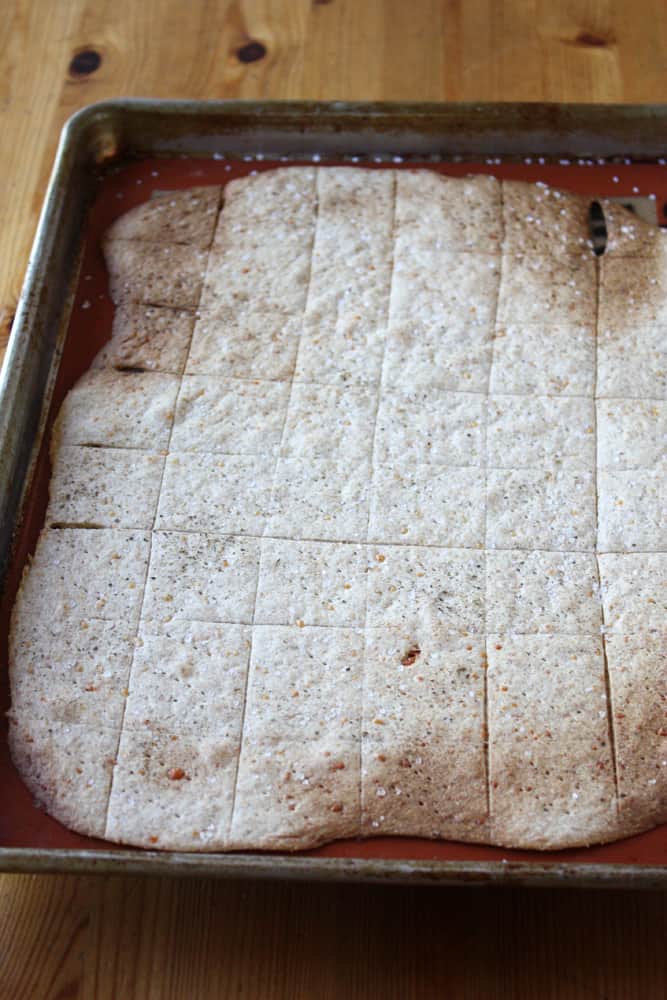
[
  {"left": 598, "top": 469, "right": 666, "bottom": 552},
  {"left": 104, "top": 240, "right": 209, "bottom": 310},
  {"left": 47, "top": 446, "right": 164, "bottom": 529},
  {"left": 124, "top": 622, "right": 251, "bottom": 743},
  {"left": 229, "top": 737, "right": 360, "bottom": 850},
  {"left": 382, "top": 318, "right": 493, "bottom": 393},
  {"left": 266, "top": 457, "right": 370, "bottom": 543},
  {"left": 599, "top": 256, "right": 666, "bottom": 333},
  {"left": 105, "top": 728, "right": 236, "bottom": 850},
  {"left": 142, "top": 531, "right": 260, "bottom": 625},
  {"left": 486, "top": 550, "right": 601, "bottom": 634},
  {"left": 374, "top": 389, "right": 486, "bottom": 467},
  {"left": 52, "top": 370, "right": 179, "bottom": 451},
  {"left": 9, "top": 618, "right": 135, "bottom": 730},
  {"left": 362, "top": 629, "right": 488, "bottom": 841},
  {"left": 487, "top": 634, "right": 618, "bottom": 849},
  {"left": 497, "top": 253, "right": 595, "bottom": 327},
  {"left": 502, "top": 181, "right": 591, "bottom": 257},
  {"left": 9, "top": 719, "right": 118, "bottom": 838},
  {"left": 487, "top": 395, "right": 595, "bottom": 469},
  {"left": 368, "top": 464, "right": 485, "bottom": 548},
  {"left": 366, "top": 545, "right": 485, "bottom": 634},
  {"left": 171, "top": 376, "right": 290, "bottom": 455},
  {"left": 596, "top": 398, "right": 666, "bottom": 470},
  {"left": 598, "top": 553, "right": 666, "bottom": 632},
  {"left": 280, "top": 383, "right": 378, "bottom": 463},
  {"left": 489, "top": 323, "right": 596, "bottom": 397},
  {"left": 254, "top": 539, "right": 367, "bottom": 627},
  {"left": 187, "top": 168, "right": 316, "bottom": 380},
  {"left": 241, "top": 625, "right": 363, "bottom": 743},
  {"left": 599, "top": 198, "right": 663, "bottom": 257},
  {"left": 486, "top": 467, "right": 597, "bottom": 552},
  {"left": 92, "top": 303, "right": 195, "bottom": 374},
  {"left": 295, "top": 168, "right": 395, "bottom": 385},
  {"left": 396, "top": 171, "right": 502, "bottom": 253},
  {"left": 105, "top": 186, "right": 221, "bottom": 247},
  {"left": 14, "top": 528, "right": 150, "bottom": 623},
  {"left": 604, "top": 633, "right": 667, "bottom": 832},
  {"left": 156, "top": 452, "right": 274, "bottom": 535}
]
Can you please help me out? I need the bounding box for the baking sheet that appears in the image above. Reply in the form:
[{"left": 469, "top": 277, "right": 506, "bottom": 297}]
[{"left": 1, "top": 149, "right": 666, "bottom": 881}]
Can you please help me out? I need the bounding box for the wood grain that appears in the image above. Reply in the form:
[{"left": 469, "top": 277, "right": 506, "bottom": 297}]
[
  {"left": 1, "top": 0, "right": 667, "bottom": 996},
  {"left": 1, "top": 876, "right": 666, "bottom": 999}
]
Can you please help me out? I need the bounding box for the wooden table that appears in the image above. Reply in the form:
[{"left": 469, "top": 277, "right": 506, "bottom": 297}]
[{"left": 1, "top": 2, "right": 666, "bottom": 996}]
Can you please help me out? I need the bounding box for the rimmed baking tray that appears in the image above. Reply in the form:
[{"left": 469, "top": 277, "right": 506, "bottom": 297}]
[{"left": 1, "top": 100, "right": 665, "bottom": 887}]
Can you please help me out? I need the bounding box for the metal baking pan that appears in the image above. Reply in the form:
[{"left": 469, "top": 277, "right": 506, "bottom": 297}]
[{"left": 1, "top": 100, "right": 665, "bottom": 887}]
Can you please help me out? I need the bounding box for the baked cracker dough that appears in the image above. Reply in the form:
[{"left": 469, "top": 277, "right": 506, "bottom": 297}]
[{"left": 8, "top": 168, "right": 666, "bottom": 851}]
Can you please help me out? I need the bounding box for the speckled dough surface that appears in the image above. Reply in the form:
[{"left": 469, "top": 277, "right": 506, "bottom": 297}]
[{"left": 9, "top": 168, "right": 666, "bottom": 852}]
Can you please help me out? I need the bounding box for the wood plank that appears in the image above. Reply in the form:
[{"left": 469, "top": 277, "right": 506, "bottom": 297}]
[{"left": 0, "top": 875, "right": 665, "bottom": 998}]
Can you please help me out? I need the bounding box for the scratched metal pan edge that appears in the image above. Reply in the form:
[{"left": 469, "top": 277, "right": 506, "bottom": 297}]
[
  {"left": 1, "top": 99, "right": 666, "bottom": 887},
  {"left": 1, "top": 849, "right": 665, "bottom": 888}
]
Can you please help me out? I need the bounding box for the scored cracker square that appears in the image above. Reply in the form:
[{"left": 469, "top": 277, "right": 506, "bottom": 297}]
[
  {"left": 599, "top": 256, "right": 665, "bottom": 332},
  {"left": 156, "top": 452, "right": 274, "bottom": 534},
  {"left": 598, "top": 469, "right": 666, "bottom": 552},
  {"left": 229, "top": 737, "right": 361, "bottom": 849},
  {"left": 597, "top": 398, "right": 667, "bottom": 470},
  {"left": 9, "top": 619, "right": 135, "bottom": 730},
  {"left": 489, "top": 324, "right": 596, "bottom": 397},
  {"left": 487, "top": 395, "right": 595, "bottom": 469},
  {"left": 280, "top": 383, "right": 378, "bottom": 462},
  {"left": 599, "top": 199, "right": 662, "bottom": 257},
  {"left": 186, "top": 304, "right": 301, "bottom": 381},
  {"left": 105, "top": 240, "right": 209, "bottom": 310},
  {"left": 105, "top": 186, "right": 221, "bottom": 247},
  {"left": 47, "top": 446, "right": 164, "bottom": 530},
  {"left": 266, "top": 457, "right": 370, "bottom": 542},
  {"left": 294, "top": 296, "right": 387, "bottom": 386},
  {"left": 213, "top": 167, "right": 316, "bottom": 232},
  {"left": 396, "top": 170, "right": 502, "bottom": 253},
  {"left": 502, "top": 181, "right": 591, "bottom": 257},
  {"left": 14, "top": 528, "right": 150, "bottom": 623},
  {"left": 497, "top": 253, "right": 596, "bottom": 327},
  {"left": 486, "top": 467, "right": 597, "bottom": 551},
  {"left": 242, "top": 625, "right": 363, "bottom": 743},
  {"left": 392, "top": 251, "right": 501, "bottom": 328},
  {"left": 598, "top": 553, "right": 667, "bottom": 632},
  {"left": 124, "top": 622, "right": 251, "bottom": 742},
  {"left": 142, "top": 531, "right": 260, "bottom": 624},
  {"left": 383, "top": 318, "right": 492, "bottom": 392},
  {"left": 366, "top": 545, "right": 485, "bottom": 633},
  {"left": 362, "top": 628, "right": 488, "bottom": 840},
  {"left": 105, "top": 728, "right": 236, "bottom": 850},
  {"left": 368, "top": 463, "right": 485, "bottom": 548},
  {"left": 487, "top": 634, "right": 618, "bottom": 850},
  {"left": 52, "top": 370, "right": 180, "bottom": 451},
  {"left": 171, "top": 376, "right": 290, "bottom": 455},
  {"left": 374, "top": 388, "right": 485, "bottom": 467},
  {"left": 597, "top": 350, "right": 667, "bottom": 400},
  {"left": 9, "top": 719, "right": 118, "bottom": 839},
  {"left": 486, "top": 550, "right": 601, "bottom": 634},
  {"left": 92, "top": 303, "right": 195, "bottom": 375},
  {"left": 254, "top": 538, "right": 367, "bottom": 627},
  {"left": 605, "top": 633, "right": 667, "bottom": 829}
]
